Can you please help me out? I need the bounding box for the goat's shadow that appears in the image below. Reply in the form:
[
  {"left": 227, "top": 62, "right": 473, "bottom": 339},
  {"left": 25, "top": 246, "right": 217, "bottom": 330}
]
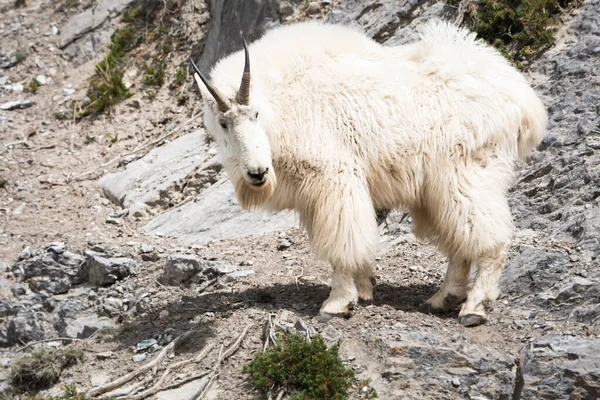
[{"left": 111, "top": 280, "right": 450, "bottom": 352}]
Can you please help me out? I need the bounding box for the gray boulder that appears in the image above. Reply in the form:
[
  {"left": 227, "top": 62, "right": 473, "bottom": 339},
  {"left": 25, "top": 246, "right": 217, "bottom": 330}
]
[
  {"left": 160, "top": 254, "right": 239, "bottom": 285},
  {"left": 98, "top": 131, "right": 208, "bottom": 215},
  {"left": 143, "top": 179, "right": 296, "bottom": 244},
  {"left": 517, "top": 335, "right": 600, "bottom": 399},
  {"left": 194, "top": 0, "right": 281, "bottom": 72},
  {"left": 58, "top": 0, "right": 136, "bottom": 48},
  {"left": 81, "top": 251, "right": 135, "bottom": 286}
]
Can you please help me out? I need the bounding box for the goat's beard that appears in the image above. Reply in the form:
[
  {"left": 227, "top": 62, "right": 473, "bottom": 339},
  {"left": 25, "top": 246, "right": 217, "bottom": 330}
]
[{"left": 228, "top": 164, "right": 276, "bottom": 210}]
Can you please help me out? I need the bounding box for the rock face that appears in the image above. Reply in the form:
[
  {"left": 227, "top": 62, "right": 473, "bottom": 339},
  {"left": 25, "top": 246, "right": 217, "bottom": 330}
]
[
  {"left": 326, "top": 0, "right": 452, "bottom": 45},
  {"left": 98, "top": 131, "right": 209, "bottom": 216},
  {"left": 194, "top": 0, "right": 281, "bottom": 72},
  {"left": 517, "top": 335, "right": 600, "bottom": 399},
  {"left": 0, "top": 244, "right": 131, "bottom": 347},
  {"left": 142, "top": 178, "right": 297, "bottom": 244},
  {"left": 58, "top": 0, "right": 136, "bottom": 48}
]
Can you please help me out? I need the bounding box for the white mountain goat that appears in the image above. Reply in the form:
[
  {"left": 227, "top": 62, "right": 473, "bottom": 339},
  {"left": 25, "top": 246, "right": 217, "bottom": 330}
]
[{"left": 189, "top": 20, "right": 546, "bottom": 327}]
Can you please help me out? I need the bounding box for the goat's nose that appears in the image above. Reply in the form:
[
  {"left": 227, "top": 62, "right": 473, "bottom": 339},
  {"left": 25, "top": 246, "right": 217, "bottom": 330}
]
[{"left": 248, "top": 167, "right": 269, "bottom": 182}]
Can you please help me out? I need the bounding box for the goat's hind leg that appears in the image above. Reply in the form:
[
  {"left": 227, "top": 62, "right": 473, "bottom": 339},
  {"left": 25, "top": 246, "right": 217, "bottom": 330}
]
[
  {"left": 423, "top": 256, "right": 470, "bottom": 313},
  {"left": 354, "top": 264, "right": 376, "bottom": 303},
  {"left": 458, "top": 245, "right": 507, "bottom": 326}
]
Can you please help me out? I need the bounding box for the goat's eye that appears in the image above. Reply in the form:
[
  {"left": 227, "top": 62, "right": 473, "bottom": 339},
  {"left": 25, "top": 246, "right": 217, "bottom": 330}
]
[
  {"left": 255, "top": 111, "right": 259, "bottom": 119},
  {"left": 220, "top": 121, "right": 227, "bottom": 129}
]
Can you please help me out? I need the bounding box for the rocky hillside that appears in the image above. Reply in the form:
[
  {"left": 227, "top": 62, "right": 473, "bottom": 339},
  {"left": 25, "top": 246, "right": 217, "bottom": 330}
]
[{"left": 0, "top": 0, "right": 598, "bottom": 398}]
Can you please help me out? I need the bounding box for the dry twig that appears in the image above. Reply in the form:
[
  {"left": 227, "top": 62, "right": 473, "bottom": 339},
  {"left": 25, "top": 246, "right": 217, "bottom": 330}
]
[
  {"left": 88, "top": 331, "right": 193, "bottom": 398},
  {"left": 16, "top": 337, "right": 81, "bottom": 352},
  {"left": 190, "top": 324, "right": 253, "bottom": 400},
  {"left": 119, "top": 343, "right": 215, "bottom": 400}
]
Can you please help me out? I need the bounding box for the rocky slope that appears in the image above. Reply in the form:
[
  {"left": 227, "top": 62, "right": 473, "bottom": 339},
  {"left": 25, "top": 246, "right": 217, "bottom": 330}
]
[{"left": 0, "top": 0, "right": 598, "bottom": 398}]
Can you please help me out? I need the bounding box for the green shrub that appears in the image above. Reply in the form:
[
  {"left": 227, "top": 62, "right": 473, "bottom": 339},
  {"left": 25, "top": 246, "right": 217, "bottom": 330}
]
[
  {"left": 243, "top": 333, "right": 355, "bottom": 400},
  {"left": 144, "top": 59, "right": 166, "bottom": 87},
  {"left": 11, "top": 348, "right": 84, "bottom": 393},
  {"left": 471, "top": 0, "right": 572, "bottom": 63}
]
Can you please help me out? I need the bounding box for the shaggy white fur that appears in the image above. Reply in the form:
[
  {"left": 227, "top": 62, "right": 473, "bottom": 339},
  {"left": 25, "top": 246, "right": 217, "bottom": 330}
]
[{"left": 194, "top": 19, "right": 547, "bottom": 326}]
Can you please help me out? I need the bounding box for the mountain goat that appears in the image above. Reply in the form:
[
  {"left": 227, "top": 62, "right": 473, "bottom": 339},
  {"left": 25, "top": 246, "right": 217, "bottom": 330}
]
[{"left": 190, "top": 20, "right": 546, "bottom": 327}]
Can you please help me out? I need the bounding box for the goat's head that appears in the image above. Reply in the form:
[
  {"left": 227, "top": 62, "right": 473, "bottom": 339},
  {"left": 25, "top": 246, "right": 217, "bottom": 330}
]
[{"left": 190, "top": 40, "right": 275, "bottom": 209}]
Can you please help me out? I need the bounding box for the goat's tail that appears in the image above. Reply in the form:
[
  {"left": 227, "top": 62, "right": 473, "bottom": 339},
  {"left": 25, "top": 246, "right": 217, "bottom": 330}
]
[{"left": 516, "top": 85, "right": 547, "bottom": 161}]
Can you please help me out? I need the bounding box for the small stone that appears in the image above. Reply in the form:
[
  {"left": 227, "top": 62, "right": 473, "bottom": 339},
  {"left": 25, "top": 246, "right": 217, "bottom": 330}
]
[
  {"left": 82, "top": 251, "right": 135, "bottom": 286},
  {"left": 64, "top": 316, "right": 115, "bottom": 339},
  {"left": 159, "top": 310, "right": 169, "bottom": 319},
  {"left": 0, "top": 100, "right": 34, "bottom": 110},
  {"left": 140, "top": 244, "right": 155, "bottom": 254},
  {"left": 101, "top": 297, "right": 123, "bottom": 317},
  {"left": 35, "top": 75, "right": 49, "bottom": 86},
  {"left": 306, "top": 1, "right": 320, "bottom": 14},
  {"left": 141, "top": 252, "right": 161, "bottom": 262},
  {"left": 277, "top": 240, "right": 293, "bottom": 250},
  {"left": 132, "top": 354, "right": 147, "bottom": 363},
  {"left": 51, "top": 25, "right": 58, "bottom": 35},
  {"left": 11, "top": 284, "right": 27, "bottom": 296},
  {"left": 90, "top": 372, "right": 110, "bottom": 387},
  {"left": 136, "top": 338, "right": 158, "bottom": 352},
  {"left": 62, "top": 88, "right": 75, "bottom": 96},
  {"left": 106, "top": 216, "right": 123, "bottom": 226},
  {"left": 9, "top": 83, "right": 23, "bottom": 93},
  {"left": 96, "top": 351, "right": 114, "bottom": 359},
  {"left": 451, "top": 377, "right": 460, "bottom": 387},
  {"left": 320, "top": 325, "right": 342, "bottom": 348},
  {"left": 277, "top": 1, "right": 294, "bottom": 16},
  {"left": 225, "top": 270, "right": 255, "bottom": 282}
]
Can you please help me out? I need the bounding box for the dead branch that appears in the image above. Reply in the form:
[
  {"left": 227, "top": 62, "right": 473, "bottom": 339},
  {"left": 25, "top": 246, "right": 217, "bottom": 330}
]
[
  {"left": 121, "top": 343, "right": 215, "bottom": 400},
  {"left": 16, "top": 337, "right": 81, "bottom": 352},
  {"left": 88, "top": 331, "right": 193, "bottom": 398},
  {"left": 190, "top": 324, "right": 253, "bottom": 400}
]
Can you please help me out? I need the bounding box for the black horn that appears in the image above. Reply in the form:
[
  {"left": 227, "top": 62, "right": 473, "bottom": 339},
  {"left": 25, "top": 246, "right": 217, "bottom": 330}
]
[
  {"left": 189, "top": 57, "right": 232, "bottom": 112},
  {"left": 236, "top": 38, "right": 251, "bottom": 106}
]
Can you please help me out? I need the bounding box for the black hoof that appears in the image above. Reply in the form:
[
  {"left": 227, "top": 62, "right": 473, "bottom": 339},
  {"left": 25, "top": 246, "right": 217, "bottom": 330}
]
[
  {"left": 459, "top": 314, "right": 486, "bottom": 327},
  {"left": 358, "top": 298, "right": 374, "bottom": 306},
  {"left": 419, "top": 302, "right": 446, "bottom": 315},
  {"left": 318, "top": 310, "right": 352, "bottom": 322}
]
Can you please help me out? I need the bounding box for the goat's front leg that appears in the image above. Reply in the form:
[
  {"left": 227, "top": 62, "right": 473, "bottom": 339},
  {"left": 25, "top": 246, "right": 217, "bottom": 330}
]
[
  {"left": 320, "top": 265, "right": 359, "bottom": 317},
  {"left": 300, "top": 170, "right": 379, "bottom": 319}
]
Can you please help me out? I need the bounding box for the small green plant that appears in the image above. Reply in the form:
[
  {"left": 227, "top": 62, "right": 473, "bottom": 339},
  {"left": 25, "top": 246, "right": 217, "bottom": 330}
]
[
  {"left": 470, "top": 0, "right": 572, "bottom": 63},
  {"left": 161, "top": 38, "right": 173, "bottom": 55},
  {"left": 243, "top": 333, "right": 355, "bottom": 400},
  {"left": 174, "top": 63, "right": 187, "bottom": 87},
  {"left": 106, "top": 132, "right": 119, "bottom": 145},
  {"left": 359, "top": 379, "right": 378, "bottom": 399},
  {"left": 26, "top": 78, "right": 39, "bottom": 93},
  {"left": 177, "top": 94, "right": 189, "bottom": 106},
  {"left": 14, "top": 48, "right": 27, "bottom": 64},
  {"left": 144, "top": 59, "right": 166, "bottom": 87},
  {"left": 121, "top": 5, "right": 141, "bottom": 23},
  {"left": 11, "top": 348, "right": 84, "bottom": 393}
]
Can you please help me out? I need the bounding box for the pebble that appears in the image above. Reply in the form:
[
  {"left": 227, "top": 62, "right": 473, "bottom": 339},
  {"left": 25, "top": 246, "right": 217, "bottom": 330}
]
[
  {"left": 277, "top": 240, "right": 293, "bottom": 250},
  {"left": 225, "top": 269, "right": 256, "bottom": 282},
  {"left": 0, "top": 99, "right": 33, "bottom": 110},
  {"left": 35, "top": 75, "right": 49, "bottom": 86},
  {"left": 96, "top": 351, "right": 114, "bottom": 359},
  {"left": 62, "top": 88, "right": 75, "bottom": 96},
  {"left": 132, "top": 354, "right": 147, "bottom": 363}
]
